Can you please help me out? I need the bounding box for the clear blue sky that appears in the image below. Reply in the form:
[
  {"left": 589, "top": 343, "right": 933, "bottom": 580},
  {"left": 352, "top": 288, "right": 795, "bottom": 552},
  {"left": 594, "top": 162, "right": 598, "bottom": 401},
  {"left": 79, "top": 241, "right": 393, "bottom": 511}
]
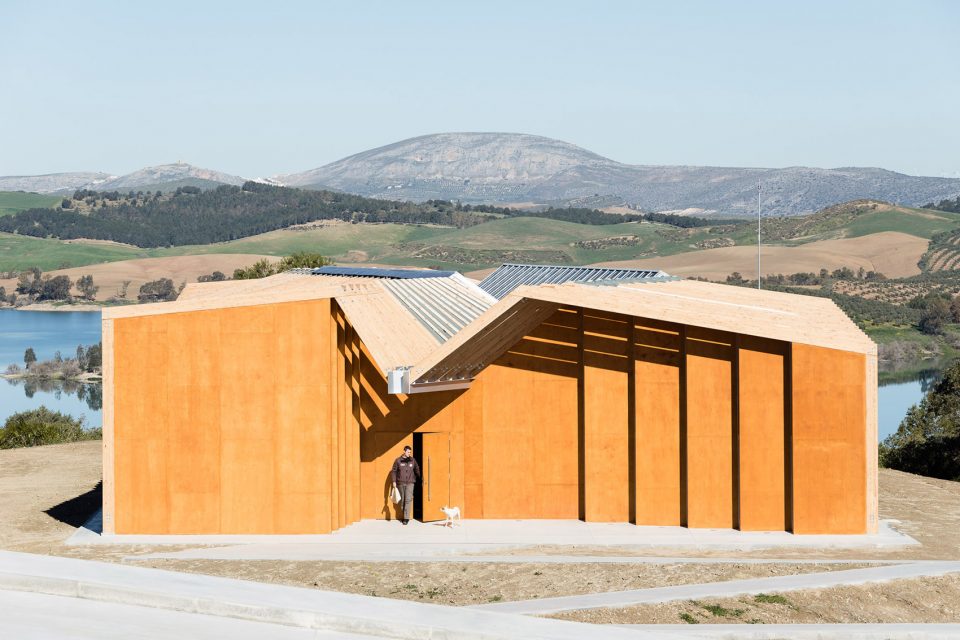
[{"left": 2, "top": 0, "right": 957, "bottom": 178}]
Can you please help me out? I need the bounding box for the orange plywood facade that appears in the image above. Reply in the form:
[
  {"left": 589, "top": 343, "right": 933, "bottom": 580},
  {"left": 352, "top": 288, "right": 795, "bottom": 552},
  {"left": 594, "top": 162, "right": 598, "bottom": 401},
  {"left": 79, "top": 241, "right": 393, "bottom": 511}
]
[
  {"left": 633, "top": 319, "right": 683, "bottom": 526},
  {"left": 738, "top": 336, "right": 788, "bottom": 531},
  {"left": 791, "top": 344, "right": 868, "bottom": 534},
  {"left": 582, "top": 310, "right": 632, "bottom": 522},
  {"left": 684, "top": 328, "right": 735, "bottom": 529},
  {"left": 106, "top": 295, "right": 874, "bottom": 536},
  {"left": 474, "top": 308, "right": 580, "bottom": 519},
  {"left": 110, "top": 299, "right": 355, "bottom": 534}
]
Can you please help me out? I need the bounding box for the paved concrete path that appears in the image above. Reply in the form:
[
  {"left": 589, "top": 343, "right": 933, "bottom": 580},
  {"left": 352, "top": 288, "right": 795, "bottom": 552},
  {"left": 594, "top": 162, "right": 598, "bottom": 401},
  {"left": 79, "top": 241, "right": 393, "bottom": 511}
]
[
  {"left": 473, "top": 561, "right": 960, "bottom": 615},
  {"left": 0, "top": 550, "right": 669, "bottom": 639},
  {"left": 619, "top": 623, "right": 960, "bottom": 639},
  {"left": 71, "top": 513, "right": 917, "bottom": 557},
  {"left": 0, "top": 589, "right": 376, "bottom": 639}
]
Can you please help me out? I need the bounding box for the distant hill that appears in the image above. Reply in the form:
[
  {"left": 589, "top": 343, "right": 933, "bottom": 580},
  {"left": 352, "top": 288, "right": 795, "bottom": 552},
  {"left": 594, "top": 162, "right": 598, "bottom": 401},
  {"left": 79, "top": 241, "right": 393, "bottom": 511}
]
[
  {"left": 0, "top": 163, "right": 245, "bottom": 195},
  {"left": 278, "top": 132, "right": 960, "bottom": 217},
  {"left": 0, "top": 172, "right": 112, "bottom": 194},
  {"left": 92, "top": 163, "right": 246, "bottom": 192},
  {"left": 750, "top": 199, "right": 960, "bottom": 242},
  {"left": 5, "top": 133, "right": 960, "bottom": 214}
]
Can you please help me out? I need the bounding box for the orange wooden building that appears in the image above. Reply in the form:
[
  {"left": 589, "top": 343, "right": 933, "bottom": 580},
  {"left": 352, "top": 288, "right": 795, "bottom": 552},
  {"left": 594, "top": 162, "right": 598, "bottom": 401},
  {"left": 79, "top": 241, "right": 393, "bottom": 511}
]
[{"left": 101, "top": 265, "right": 878, "bottom": 536}]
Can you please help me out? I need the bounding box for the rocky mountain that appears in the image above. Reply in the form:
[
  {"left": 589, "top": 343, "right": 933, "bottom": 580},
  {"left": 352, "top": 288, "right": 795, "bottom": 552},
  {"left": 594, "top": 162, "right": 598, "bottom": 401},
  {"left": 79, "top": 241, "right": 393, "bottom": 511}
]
[
  {"left": 0, "top": 172, "right": 113, "bottom": 194},
  {"left": 279, "top": 133, "right": 960, "bottom": 217},
  {"left": 0, "top": 163, "right": 246, "bottom": 195},
  {"left": 6, "top": 135, "right": 960, "bottom": 216},
  {"left": 92, "top": 162, "right": 246, "bottom": 192}
]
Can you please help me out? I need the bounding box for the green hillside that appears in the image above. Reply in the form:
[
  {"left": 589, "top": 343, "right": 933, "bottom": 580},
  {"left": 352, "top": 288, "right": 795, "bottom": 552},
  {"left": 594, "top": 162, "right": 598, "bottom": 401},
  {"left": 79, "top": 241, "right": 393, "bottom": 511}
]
[
  {"left": 3, "top": 197, "right": 960, "bottom": 274},
  {"left": 745, "top": 200, "right": 960, "bottom": 244},
  {"left": 0, "top": 191, "right": 62, "bottom": 216},
  {"left": 0, "top": 234, "right": 142, "bottom": 271}
]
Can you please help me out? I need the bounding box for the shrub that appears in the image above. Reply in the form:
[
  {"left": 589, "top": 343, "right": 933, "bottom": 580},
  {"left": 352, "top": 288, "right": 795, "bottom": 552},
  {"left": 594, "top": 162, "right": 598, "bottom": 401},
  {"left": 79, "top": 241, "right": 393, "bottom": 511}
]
[
  {"left": 233, "top": 252, "right": 333, "bottom": 280},
  {"left": 881, "top": 359, "right": 960, "bottom": 480},
  {"left": 679, "top": 613, "right": 699, "bottom": 624},
  {"left": 138, "top": 278, "right": 177, "bottom": 302},
  {"left": 0, "top": 407, "right": 101, "bottom": 449},
  {"left": 754, "top": 593, "right": 790, "bottom": 605}
]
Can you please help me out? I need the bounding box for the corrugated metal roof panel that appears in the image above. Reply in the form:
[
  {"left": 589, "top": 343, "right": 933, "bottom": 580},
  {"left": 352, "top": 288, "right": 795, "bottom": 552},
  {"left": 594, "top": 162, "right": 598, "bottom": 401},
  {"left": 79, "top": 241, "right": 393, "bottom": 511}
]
[
  {"left": 382, "top": 275, "right": 494, "bottom": 342},
  {"left": 297, "top": 267, "right": 495, "bottom": 343},
  {"left": 478, "top": 263, "right": 669, "bottom": 299}
]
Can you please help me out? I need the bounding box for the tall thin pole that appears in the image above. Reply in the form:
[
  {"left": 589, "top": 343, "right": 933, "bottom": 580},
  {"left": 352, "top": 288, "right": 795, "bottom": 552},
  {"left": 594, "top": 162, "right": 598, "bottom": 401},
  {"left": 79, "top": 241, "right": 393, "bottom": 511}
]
[{"left": 757, "top": 179, "right": 761, "bottom": 289}]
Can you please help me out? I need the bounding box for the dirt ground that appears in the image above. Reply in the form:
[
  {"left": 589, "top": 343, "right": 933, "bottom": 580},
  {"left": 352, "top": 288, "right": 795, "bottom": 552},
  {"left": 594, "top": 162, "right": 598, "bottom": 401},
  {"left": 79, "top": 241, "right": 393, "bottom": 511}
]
[
  {"left": 552, "top": 573, "right": 960, "bottom": 625},
  {"left": 0, "top": 441, "right": 102, "bottom": 554},
  {"left": 128, "top": 559, "right": 861, "bottom": 607},
  {"left": 1, "top": 442, "right": 958, "bottom": 614},
  {"left": 595, "top": 231, "right": 928, "bottom": 280}
]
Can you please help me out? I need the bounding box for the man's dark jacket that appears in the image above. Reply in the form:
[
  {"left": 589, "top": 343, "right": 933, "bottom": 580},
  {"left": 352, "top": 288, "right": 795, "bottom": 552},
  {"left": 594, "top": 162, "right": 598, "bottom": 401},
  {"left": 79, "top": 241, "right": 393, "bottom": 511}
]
[{"left": 391, "top": 455, "right": 421, "bottom": 485}]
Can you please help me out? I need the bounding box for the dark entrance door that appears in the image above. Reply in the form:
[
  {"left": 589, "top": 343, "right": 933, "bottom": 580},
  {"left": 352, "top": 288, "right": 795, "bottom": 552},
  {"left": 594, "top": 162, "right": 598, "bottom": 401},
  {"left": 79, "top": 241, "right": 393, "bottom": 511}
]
[{"left": 413, "top": 432, "right": 450, "bottom": 522}]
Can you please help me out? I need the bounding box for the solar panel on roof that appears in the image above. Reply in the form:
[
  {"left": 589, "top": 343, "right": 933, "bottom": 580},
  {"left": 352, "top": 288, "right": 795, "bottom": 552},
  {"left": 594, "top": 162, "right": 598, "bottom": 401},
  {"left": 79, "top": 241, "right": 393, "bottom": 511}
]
[{"left": 307, "top": 266, "right": 456, "bottom": 279}]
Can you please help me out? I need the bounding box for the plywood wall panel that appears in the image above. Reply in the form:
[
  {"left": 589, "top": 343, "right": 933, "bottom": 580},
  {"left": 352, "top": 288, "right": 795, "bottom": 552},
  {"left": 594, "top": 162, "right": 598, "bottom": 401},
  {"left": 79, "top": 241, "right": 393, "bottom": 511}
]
[
  {"left": 633, "top": 320, "right": 682, "bottom": 526},
  {"left": 113, "top": 318, "right": 171, "bottom": 534},
  {"left": 792, "top": 344, "right": 867, "bottom": 534},
  {"left": 461, "top": 378, "right": 485, "bottom": 519},
  {"left": 476, "top": 312, "right": 579, "bottom": 519},
  {"left": 685, "top": 332, "right": 734, "bottom": 529},
  {"left": 738, "top": 336, "right": 787, "bottom": 531},
  {"left": 582, "top": 311, "right": 631, "bottom": 522},
  {"left": 112, "top": 300, "right": 338, "bottom": 534}
]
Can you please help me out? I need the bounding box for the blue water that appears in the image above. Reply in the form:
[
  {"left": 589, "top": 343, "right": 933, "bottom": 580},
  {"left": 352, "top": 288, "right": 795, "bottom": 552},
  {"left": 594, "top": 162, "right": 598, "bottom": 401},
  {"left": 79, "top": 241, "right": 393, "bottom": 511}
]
[
  {"left": 0, "top": 309, "right": 102, "bottom": 366},
  {"left": 0, "top": 308, "right": 103, "bottom": 428},
  {"left": 878, "top": 369, "right": 941, "bottom": 443}
]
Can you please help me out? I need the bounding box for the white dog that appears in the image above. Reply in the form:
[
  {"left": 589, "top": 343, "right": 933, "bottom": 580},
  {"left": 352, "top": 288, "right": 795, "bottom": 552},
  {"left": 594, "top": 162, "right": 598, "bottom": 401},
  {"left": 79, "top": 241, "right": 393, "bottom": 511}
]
[{"left": 440, "top": 505, "right": 461, "bottom": 527}]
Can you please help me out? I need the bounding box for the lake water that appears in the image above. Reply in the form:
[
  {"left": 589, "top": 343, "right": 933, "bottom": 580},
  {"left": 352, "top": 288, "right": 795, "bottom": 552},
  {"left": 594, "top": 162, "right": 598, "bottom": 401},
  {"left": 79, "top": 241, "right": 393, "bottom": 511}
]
[
  {"left": 0, "top": 307, "right": 942, "bottom": 439},
  {"left": 878, "top": 368, "right": 941, "bottom": 443},
  {"left": 0, "top": 309, "right": 103, "bottom": 428}
]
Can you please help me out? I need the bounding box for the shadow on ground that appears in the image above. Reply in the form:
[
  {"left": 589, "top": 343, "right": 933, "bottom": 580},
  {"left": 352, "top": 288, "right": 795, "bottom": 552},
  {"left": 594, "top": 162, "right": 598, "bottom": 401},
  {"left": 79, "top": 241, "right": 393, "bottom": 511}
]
[{"left": 45, "top": 482, "right": 101, "bottom": 529}]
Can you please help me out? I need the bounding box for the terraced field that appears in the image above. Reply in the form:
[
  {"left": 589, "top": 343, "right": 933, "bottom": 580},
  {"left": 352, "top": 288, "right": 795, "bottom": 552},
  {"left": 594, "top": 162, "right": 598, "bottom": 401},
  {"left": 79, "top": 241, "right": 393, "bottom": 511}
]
[{"left": 920, "top": 228, "right": 960, "bottom": 272}]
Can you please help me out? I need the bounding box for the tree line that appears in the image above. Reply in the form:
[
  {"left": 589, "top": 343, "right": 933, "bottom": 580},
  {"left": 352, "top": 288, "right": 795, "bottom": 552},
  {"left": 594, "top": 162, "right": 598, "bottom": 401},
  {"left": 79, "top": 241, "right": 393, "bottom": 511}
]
[
  {"left": 1, "top": 183, "right": 727, "bottom": 249},
  {"left": 1, "top": 266, "right": 185, "bottom": 306},
  {"left": 0, "top": 183, "right": 499, "bottom": 248},
  {"left": 924, "top": 196, "right": 960, "bottom": 214}
]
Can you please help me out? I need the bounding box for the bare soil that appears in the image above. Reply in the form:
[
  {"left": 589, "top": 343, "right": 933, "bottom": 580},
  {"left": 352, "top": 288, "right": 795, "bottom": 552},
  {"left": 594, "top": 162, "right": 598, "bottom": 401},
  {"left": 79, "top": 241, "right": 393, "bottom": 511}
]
[
  {"left": 0, "top": 441, "right": 101, "bottom": 554},
  {"left": 128, "top": 559, "right": 858, "bottom": 606},
  {"left": 596, "top": 231, "right": 928, "bottom": 280},
  {"left": 551, "top": 573, "right": 960, "bottom": 625}
]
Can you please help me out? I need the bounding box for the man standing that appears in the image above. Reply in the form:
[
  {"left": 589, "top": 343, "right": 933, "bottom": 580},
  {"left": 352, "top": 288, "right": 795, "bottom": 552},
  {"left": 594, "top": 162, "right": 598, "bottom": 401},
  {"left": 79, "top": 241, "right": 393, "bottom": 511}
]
[{"left": 391, "top": 445, "right": 421, "bottom": 525}]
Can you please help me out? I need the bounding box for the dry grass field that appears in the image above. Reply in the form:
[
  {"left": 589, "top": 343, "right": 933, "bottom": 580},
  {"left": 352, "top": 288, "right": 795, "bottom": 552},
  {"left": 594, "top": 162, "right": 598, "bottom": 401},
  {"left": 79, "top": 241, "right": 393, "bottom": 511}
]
[{"left": 595, "top": 231, "right": 928, "bottom": 281}]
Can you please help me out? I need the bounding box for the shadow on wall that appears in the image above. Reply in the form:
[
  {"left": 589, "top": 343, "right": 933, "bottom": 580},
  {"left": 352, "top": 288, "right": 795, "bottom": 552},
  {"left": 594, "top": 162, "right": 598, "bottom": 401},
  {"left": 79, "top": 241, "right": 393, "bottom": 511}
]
[
  {"left": 350, "top": 343, "right": 462, "bottom": 520},
  {"left": 45, "top": 481, "right": 102, "bottom": 529}
]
